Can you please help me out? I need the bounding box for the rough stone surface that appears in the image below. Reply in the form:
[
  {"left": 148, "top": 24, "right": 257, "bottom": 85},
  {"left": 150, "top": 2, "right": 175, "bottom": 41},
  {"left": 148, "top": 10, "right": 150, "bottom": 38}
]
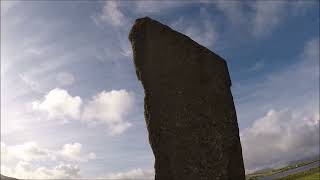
[{"left": 129, "top": 17, "right": 245, "bottom": 180}]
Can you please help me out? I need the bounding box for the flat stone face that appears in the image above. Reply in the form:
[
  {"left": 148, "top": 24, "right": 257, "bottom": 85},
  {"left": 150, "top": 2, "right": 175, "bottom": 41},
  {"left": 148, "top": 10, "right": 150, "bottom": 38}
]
[{"left": 129, "top": 17, "right": 245, "bottom": 180}]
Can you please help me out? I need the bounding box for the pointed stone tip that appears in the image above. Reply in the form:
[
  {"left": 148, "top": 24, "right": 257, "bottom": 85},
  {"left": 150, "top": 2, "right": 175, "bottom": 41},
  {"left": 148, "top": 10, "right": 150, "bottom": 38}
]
[
  {"left": 129, "top": 17, "right": 156, "bottom": 42},
  {"left": 128, "top": 17, "right": 232, "bottom": 87},
  {"left": 135, "top": 16, "right": 153, "bottom": 23},
  {"left": 129, "top": 17, "right": 226, "bottom": 60}
]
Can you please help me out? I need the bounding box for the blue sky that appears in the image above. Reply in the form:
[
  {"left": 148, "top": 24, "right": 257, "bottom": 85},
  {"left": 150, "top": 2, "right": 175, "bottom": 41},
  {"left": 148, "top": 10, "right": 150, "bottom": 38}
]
[{"left": 1, "top": 1, "right": 319, "bottom": 179}]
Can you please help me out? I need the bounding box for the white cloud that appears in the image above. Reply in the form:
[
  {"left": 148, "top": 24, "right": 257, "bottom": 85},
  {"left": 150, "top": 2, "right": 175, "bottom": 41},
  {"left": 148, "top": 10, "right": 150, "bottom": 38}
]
[
  {"left": 82, "top": 90, "right": 134, "bottom": 135},
  {"left": 1, "top": 142, "right": 93, "bottom": 179},
  {"left": 1, "top": 161, "right": 80, "bottom": 179},
  {"left": 95, "top": 1, "right": 127, "bottom": 27},
  {"left": 31, "top": 88, "right": 135, "bottom": 135},
  {"left": 60, "top": 143, "right": 82, "bottom": 160},
  {"left": 1, "top": 141, "right": 94, "bottom": 179},
  {"left": 56, "top": 72, "right": 75, "bottom": 86},
  {"left": 13, "top": 142, "right": 51, "bottom": 161},
  {"left": 32, "top": 88, "right": 82, "bottom": 121},
  {"left": 241, "top": 109, "right": 319, "bottom": 172},
  {"left": 1, "top": 141, "right": 95, "bottom": 163},
  {"left": 106, "top": 168, "right": 154, "bottom": 179},
  {"left": 59, "top": 143, "right": 96, "bottom": 162},
  {"left": 1, "top": 142, "right": 51, "bottom": 162}
]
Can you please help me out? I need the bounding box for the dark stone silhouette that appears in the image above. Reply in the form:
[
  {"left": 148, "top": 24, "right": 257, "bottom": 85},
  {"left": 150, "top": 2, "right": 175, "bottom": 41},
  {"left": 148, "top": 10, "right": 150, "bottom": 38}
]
[
  {"left": 129, "top": 17, "right": 245, "bottom": 180},
  {"left": 1, "top": 174, "right": 17, "bottom": 180}
]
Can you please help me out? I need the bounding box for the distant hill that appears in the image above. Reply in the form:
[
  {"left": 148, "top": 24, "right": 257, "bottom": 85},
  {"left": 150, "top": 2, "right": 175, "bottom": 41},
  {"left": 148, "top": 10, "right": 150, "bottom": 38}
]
[
  {"left": 287, "top": 155, "right": 320, "bottom": 166},
  {"left": 0, "top": 174, "right": 17, "bottom": 180},
  {"left": 251, "top": 154, "right": 320, "bottom": 174},
  {"left": 247, "top": 156, "right": 320, "bottom": 180},
  {"left": 253, "top": 167, "right": 274, "bottom": 174}
]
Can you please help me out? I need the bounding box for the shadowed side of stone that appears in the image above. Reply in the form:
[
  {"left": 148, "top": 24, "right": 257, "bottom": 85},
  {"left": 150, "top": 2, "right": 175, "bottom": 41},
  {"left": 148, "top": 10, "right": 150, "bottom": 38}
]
[{"left": 129, "top": 17, "right": 245, "bottom": 180}]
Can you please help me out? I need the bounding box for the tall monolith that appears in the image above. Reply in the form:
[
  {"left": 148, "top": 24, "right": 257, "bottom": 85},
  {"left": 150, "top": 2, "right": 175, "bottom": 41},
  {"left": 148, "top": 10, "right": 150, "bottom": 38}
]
[{"left": 129, "top": 17, "right": 245, "bottom": 180}]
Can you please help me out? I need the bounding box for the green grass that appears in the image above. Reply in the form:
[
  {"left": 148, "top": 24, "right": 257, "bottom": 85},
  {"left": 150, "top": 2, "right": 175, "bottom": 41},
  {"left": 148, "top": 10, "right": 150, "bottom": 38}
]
[
  {"left": 276, "top": 167, "right": 320, "bottom": 180},
  {"left": 246, "top": 159, "right": 320, "bottom": 180},
  {"left": 296, "top": 172, "right": 320, "bottom": 180}
]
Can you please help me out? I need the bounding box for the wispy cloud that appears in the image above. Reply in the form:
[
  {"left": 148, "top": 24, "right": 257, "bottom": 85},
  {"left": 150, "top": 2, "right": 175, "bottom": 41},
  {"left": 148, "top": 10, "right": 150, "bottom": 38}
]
[
  {"left": 212, "top": 1, "right": 315, "bottom": 38},
  {"left": 251, "top": 1, "right": 286, "bottom": 37},
  {"left": 134, "top": 1, "right": 186, "bottom": 14},
  {"left": 249, "top": 60, "right": 265, "bottom": 72},
  {"left": 213, "top": 1, "right": 247, "bottom": 26},
  {"left": 56, "top": 72, "right": 75, "bottom": 86},
  {"left": 171, "top": 8, "right": 218, "bottom": 48},
  {"left": 93, "top": 1, "right": 127, "bottom": 27},
  {"left": 19, "top": 73, "right": 43, "bottom": 93},
  {"left": 235, "top": 36, "right": 319, "bottom": 126}
]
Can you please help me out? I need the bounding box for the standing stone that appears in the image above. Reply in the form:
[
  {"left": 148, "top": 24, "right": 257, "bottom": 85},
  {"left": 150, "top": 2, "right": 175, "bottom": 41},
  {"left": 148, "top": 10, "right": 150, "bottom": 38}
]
[{"left": 129, "top": 17, "right": 245, "bottom": 180}]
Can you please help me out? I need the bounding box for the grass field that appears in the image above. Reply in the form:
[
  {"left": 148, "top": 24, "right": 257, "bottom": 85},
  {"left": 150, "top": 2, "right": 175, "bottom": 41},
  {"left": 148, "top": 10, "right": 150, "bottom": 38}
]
[
  {"left": 246, "top": 159, "right": 320, "bottom": 180},
  {"left": 296, "top": 172, "right": 320, "bottom": 180},
  {"left": 276, "top": 167, "right": 320, "bottom": 180}
]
